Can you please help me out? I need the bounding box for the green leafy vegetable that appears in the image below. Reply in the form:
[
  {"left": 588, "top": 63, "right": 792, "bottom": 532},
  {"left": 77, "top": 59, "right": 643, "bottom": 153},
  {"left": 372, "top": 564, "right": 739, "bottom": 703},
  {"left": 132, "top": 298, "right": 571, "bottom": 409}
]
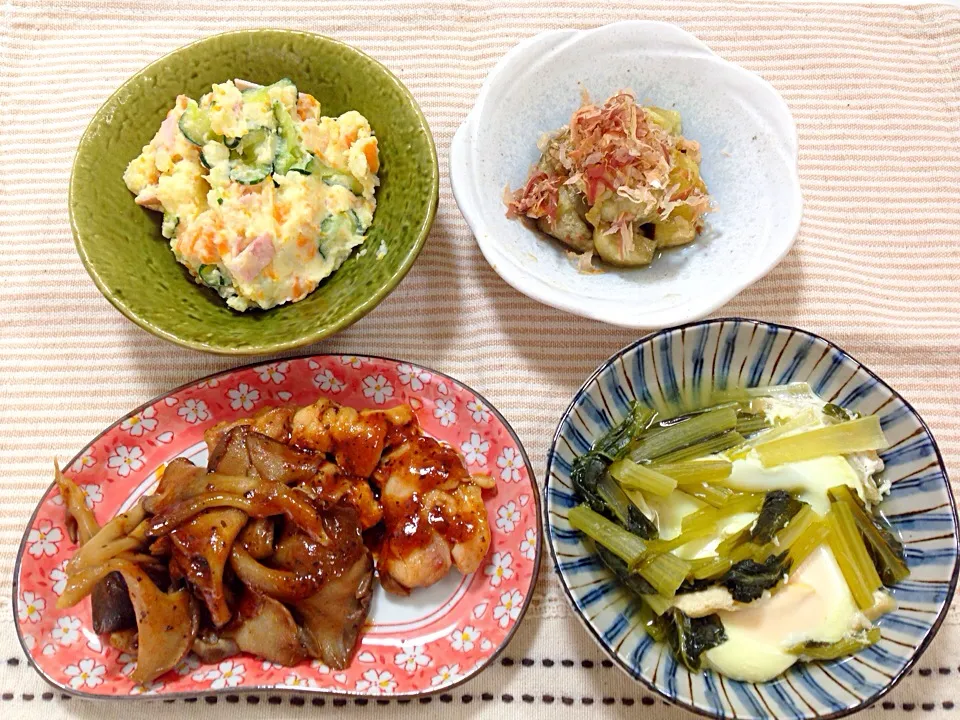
[
  {"left": 772, "top": 504, "right": 817, "bottom": 551},
  {"left": 636, "top": 552, "right": 692, "bottom": 598},
  {"left": 597, "top": 403, "right": 658, "bottom": 460},
  {"left": 571, "top": 404, "right": 659, "bottom": 539},
  {"left": 628, "top": 407, "right": 738, "bottom": 463},
  {"left": 747, "top": 408, "right": 819, "bottom": 449},
  {"left": 567, "top": 505, "right": 647, "bottom": 566},
  {"left": 822, "top": 403, "right": 859, "bottom": 422},
  {"left": 826, "top": 503, "right": 883, "bottom": 610},
  {"left": 720, "top": 551, "right": 791, "bottom": 603},
  {"left": 786, "top": 517, "right": 830, "bottom": 569},
  {"left": 654, "top": 460, "right": 733, "bottom": 486},
  {"left": 827, "top": 485, "right": 909, "bottom": 586},
  {"left": 681, "top": 492, "right": 765, "bottom": 533},
  {"left": 598, "top": 471, "right": 659, "bottom": 539},
  {"left": 688, "top": 555, "right": 732, "bottom": 582},
  {"left": 610, "top": 459, "right": 677, "bottom": 496},
  {"left": 736, "top": 412, "right": 772, "bottom": 436},
  {"left": 751, "top": 490, "right": 804, "bottom": 544},
  {"left": 638, "top": 601, "right": 670, "bottom": 642},
  {"left": 645, "top": 523, "right": 717, "bottom": 556},
  {"left": 595, "top": 544, "right": 656, "bottom": 597},
  {"left": 661, "top": 608, "right": 727, "bottom": 672},
  {"left": 787, "top": 627, "right": 880, "bottom": 660},
  {"left": 755, "top": 416, "right": 890, "bottom": 467},
  {"left": 653, "top": 431, "right": 745, "bottom": 465},
  {"left": 684, "top": 483, "right": 737, "bottom": 508}
]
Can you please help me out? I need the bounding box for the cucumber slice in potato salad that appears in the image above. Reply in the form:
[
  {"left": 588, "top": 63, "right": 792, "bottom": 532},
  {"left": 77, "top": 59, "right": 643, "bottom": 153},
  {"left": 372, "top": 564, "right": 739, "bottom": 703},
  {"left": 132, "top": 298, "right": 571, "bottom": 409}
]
[{"left": 178, "top": 99, "right": 219, "bottom": 146}]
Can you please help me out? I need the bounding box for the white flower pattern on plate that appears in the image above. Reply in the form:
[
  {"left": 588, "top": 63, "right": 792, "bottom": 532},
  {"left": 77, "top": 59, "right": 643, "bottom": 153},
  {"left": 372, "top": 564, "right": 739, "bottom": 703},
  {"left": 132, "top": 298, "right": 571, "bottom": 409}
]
[
  {"left": 493, "top": 589, "right": 524, "bottom": 628},
  {"left": 520, "top": 527, "right": 537, "bottom": 560},
  {"left": 340, "top": 355, "right": 364, "bottom": 368},
  {"left": 107, "top": 445, "right": 144, "bottom": 477},
  {"left": 459, "top": 432, "right": 489, "bottom": 466},
  {"left": 79, "top": 483, "right": 102, "bottom": 509},
  {"left": 197, "top": 378, "right": 220, "bottom": 388},
  {"left": 449, "top": 626, "right": 480, "bottom": 652},
  {"left": 396, "top": 363, "right": 431, "bottom": 391},
  {"left": 496, "top": 501, "right": 520, "bottom": 533},
  {"left": 394, "top": 644, "right": 430, "bottom": 673},
  {"left": 52, "top": 615, "right": 82, "bottom": 645},
  {"left": 256, "top": 362, "right": 289, "bottom": 384},
  {"left": 433, "top": 398, "right": 456, "bottom": 426},
  {"left": 73, "top": 452, "right": 95, "bottom": 473},
  {"left": 177, "top": 398, "right": 211, "bottom": 424},
  {"left": 467, "top": 398, "right": 491, "bottom": 423},
  {"left": 284, "top": 673, "right": 318, "bottom": 688},
  {"left": 483, "top": 551, "right": 515, "bottom": 587},
  {"left": 119, "top": 406, "right": 158, "bottom": 436},
  {"left": 174, "top": 654, "right": 200, "bottom": 676},
  {"left": 431, "top": 663, "right": 461, "bottom": 687},
  {"left": 27, "top": 520, "right": 63, "bottom": 558},
  {"left": 202, "top": 659, "right": 245, "bottom": 689},
  {"left": 18, "top": 591, "right": 45, "bottom": 623},
  {"left": 496, "top": 446, "right": 522, "bottom": 481},
  {"left": 130, "top": 680, "right": 164, "bottom": 695},
  {"left": 313, "top": 369, "right": 345, "bottom": 393},
  {"left": 49, "top": 559, "right": 69, "bottom": 595},
  {"left": 362, "top": 375, "right": 393, "bottom": 404},
  {"left": 310, "top": 659, "right": 331, "bottom": 674},
  {"left": 261, "top": 660, "right": 284, "bottom": 671},
  {"left": 227, "top": 384, "right": 259, "bottom": 412},
  {"left": 118, "top": 652, "right": 137, "bottom": 677},
  {"left": 355, "top": 669, "right": 396, "bottom": 694},
  {"left": 64, "top": 658, "right": 106, "bottom": 689}
]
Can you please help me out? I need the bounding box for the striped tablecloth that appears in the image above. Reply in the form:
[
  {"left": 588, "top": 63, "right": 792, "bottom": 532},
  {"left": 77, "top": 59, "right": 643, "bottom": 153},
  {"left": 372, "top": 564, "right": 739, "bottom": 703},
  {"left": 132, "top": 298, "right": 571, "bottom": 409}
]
[{"left": 1, "top": 0, "right": 959, "bottom": 717}]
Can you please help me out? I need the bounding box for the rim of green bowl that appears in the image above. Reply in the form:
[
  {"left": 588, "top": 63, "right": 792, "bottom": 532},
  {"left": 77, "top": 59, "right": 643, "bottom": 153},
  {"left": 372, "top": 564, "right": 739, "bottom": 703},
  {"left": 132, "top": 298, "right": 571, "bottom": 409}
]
[{"left": 69, "top": 28, "right": 439, "bottom": 356}]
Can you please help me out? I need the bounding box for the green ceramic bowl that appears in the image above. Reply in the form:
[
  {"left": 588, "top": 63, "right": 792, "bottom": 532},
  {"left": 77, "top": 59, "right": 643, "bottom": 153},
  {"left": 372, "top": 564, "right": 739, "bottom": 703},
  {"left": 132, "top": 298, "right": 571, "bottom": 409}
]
[{"left": 70, "top": 29, "right": 438, "bottom": 355}]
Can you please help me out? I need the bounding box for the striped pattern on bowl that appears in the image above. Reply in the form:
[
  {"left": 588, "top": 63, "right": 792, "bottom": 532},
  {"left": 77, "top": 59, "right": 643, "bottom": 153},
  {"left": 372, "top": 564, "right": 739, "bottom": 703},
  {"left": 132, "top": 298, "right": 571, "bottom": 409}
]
[{"left": 545, "top": 318, "right": 957, "bottom": 720}]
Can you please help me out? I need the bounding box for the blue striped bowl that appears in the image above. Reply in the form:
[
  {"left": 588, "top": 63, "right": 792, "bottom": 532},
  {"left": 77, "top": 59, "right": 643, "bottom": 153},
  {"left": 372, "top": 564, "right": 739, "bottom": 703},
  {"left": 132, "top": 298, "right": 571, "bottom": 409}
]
[{"left": 545, "top": 318, "right": 957, "bottom": 719}]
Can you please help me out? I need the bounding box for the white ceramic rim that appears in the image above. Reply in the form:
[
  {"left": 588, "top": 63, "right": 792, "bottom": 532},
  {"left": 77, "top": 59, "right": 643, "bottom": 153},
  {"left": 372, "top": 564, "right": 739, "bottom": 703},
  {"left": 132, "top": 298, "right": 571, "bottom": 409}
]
[{"left": 450, "top": 20, "right": 803, "bottom": 329}]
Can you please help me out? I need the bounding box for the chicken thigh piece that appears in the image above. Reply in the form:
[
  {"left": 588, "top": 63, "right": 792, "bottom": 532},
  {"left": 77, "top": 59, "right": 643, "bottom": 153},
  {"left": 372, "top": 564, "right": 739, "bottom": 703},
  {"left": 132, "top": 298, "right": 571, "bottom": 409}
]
[
  {"left": 290, "top": 399, "right": 417, "bottom": 477},
  {"left": 372, "top": 434, "right": 492, "bottom": 593}
]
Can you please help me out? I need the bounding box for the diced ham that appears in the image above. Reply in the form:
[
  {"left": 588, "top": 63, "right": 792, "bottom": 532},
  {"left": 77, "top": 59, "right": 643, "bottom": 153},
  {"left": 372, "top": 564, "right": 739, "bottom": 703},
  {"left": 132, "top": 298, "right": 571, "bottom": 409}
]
[
  {"left": 134, "top": 187, "right": 163, "bottom": 212},
  {"left": 228, "top": 233, "right": 275, "bottom": 283},
  {"left": 157, "top": 109, "right": 179, "bottom": 150}
]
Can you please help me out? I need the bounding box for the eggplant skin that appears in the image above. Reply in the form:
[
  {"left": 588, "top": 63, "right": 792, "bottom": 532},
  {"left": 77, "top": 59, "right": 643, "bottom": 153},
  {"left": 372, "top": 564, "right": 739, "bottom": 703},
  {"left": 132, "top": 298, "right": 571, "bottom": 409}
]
[
  {"left": 91, "top": 572, "right": 136, "bottom": 635},
  {"left": 91, "top": 567, "right": 171, "bottom": 635}
]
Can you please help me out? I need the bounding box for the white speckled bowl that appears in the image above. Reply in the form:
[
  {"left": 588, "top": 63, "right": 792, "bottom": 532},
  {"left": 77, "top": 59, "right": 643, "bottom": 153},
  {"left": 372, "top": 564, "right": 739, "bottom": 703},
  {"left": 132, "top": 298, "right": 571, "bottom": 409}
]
[{"left": 450, "top": 22, "right": 803, "bottom": 328}]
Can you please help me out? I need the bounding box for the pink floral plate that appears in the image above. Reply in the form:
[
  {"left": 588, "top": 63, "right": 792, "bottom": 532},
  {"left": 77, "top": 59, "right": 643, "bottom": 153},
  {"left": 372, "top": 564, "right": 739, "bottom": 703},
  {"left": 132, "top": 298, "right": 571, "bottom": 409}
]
[{"left": 12, "top": 354, "right": 541, "bottom": 700}]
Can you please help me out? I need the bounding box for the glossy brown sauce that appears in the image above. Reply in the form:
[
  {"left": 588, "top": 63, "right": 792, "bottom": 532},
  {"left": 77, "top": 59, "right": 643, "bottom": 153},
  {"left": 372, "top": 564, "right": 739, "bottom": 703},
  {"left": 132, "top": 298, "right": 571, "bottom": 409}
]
[{"left": 375, "top": 436, "right": 480, "bottom": 558}]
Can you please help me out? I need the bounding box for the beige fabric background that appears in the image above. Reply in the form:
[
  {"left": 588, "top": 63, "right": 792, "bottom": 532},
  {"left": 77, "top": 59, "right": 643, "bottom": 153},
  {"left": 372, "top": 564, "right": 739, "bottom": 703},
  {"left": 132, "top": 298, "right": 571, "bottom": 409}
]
[{"left": 1, "top": 0, "right": 959, "bottom": 717}]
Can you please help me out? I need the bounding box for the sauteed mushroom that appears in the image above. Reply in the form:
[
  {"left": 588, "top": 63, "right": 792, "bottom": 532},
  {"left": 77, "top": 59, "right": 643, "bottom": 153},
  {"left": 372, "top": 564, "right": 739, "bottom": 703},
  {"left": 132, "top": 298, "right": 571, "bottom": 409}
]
[{"left": 52, "top": 396, "right": 494, "bottom": 684}]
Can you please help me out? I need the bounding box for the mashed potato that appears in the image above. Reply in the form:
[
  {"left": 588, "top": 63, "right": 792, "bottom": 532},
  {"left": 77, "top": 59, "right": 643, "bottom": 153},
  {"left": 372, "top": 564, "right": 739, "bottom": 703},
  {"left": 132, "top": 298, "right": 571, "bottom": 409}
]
[{"left": 123, "top": 79, "right": 379, "bottom": 311}]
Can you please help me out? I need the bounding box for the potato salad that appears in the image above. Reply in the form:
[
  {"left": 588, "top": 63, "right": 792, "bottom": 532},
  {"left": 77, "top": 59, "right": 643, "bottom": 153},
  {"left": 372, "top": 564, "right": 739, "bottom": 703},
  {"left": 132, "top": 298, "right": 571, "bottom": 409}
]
[{"left": 123, "top": 79, "right": 379, "bottom": 311}]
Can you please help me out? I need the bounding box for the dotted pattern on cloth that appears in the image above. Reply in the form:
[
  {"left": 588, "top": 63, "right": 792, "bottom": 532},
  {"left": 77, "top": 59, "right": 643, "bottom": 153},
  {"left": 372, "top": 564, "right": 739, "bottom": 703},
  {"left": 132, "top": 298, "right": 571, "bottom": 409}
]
[{"left": 0, "top": 0, "right": 959, "bottom": 717}]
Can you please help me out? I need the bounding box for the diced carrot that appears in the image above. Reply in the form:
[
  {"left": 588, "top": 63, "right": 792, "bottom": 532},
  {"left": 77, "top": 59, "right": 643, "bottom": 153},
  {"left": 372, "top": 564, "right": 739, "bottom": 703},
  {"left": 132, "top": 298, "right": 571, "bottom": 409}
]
[
  {"left": 342, "top": 126, "right": 359, "bottom": 146},
  {"left": 198, "top": 229, "right": 219, "bottom": 264},
  {"left": 297, "top": 94, "right": 320, "bottom": 121},
  {"left": 362, "top": 138, "right": 380, "bottom": 173}
]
